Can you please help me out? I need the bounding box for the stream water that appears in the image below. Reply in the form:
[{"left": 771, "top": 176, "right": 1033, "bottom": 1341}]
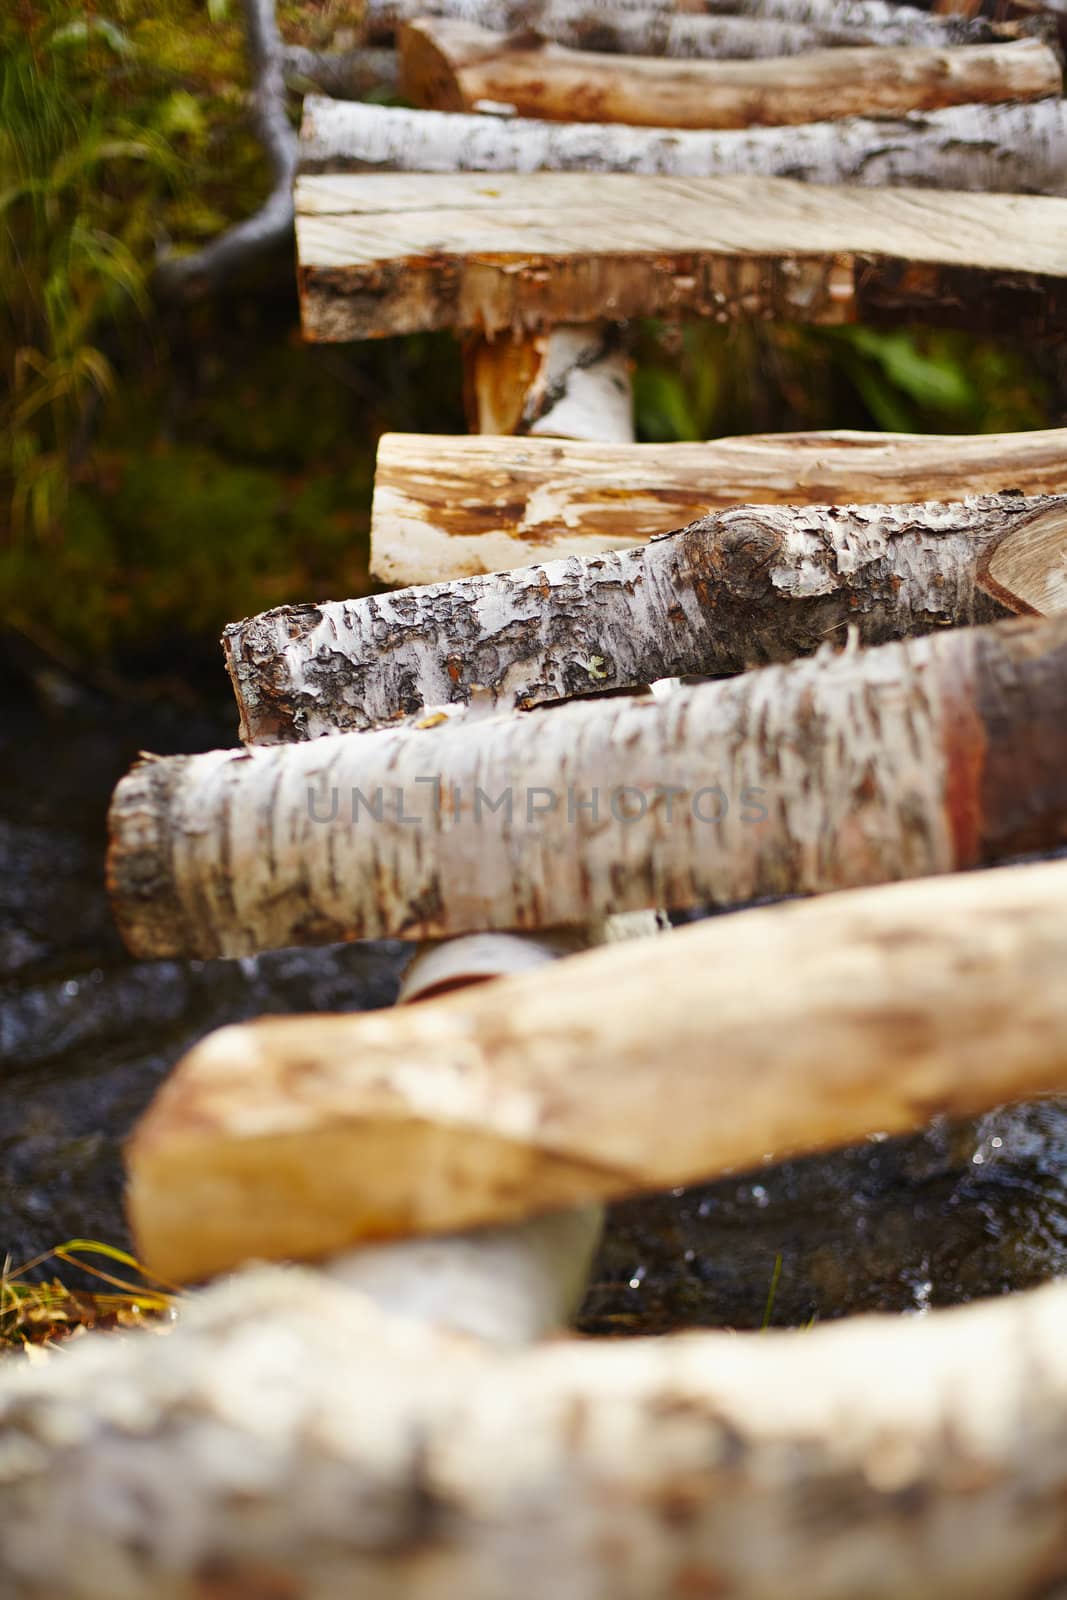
[{"left": 3, "top": 652, "right": 1067, "bottom": 1333}]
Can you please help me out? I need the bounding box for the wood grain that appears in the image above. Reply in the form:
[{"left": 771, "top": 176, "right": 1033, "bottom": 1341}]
[
  {"left": 398, "top": 19, "right": 1060, "bottom": 129},
  {"left": 296, "top": 172, "right": 1067, "bottom": 340},
  {"left": 370, "top": 425, "right": 1067, "bottom": 583}
]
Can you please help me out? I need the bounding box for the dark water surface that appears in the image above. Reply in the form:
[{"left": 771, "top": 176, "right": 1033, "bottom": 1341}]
[{"left": 3, "top": 654, "right": 1067, "bottom": 1330}]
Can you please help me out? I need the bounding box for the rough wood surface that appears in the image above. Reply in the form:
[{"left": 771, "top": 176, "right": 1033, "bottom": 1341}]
[
  {"left": 370, "top": 425, "right": 1067, "bottom": 583},
  {"left": 110, "top": 613, "right": 1067, "bottom": 955},
  {"left": 399, "top": 20, "right": 1059, "bottom": 129},
  {"left": 299, "top": 96, "right": 1067, "bottom": 197},
  {"left": 295, "top": 172, "right": 1067, "bottom": 341},
  {"left": 226, "top": 494, "right": 1067, "bottom": 741},
  {"left": 360, "top": 0, "right": 1010, "bottom": 48},
  {"left": 125, "top": 854, "right": 1067, "bottom": 1277},
  {"left": 8, "top": 1265, "right": 1067, "bottom": 1598}
]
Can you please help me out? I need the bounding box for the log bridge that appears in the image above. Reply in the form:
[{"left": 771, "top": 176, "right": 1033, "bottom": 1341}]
[{"left": 10, "top": 2, "right": 1067, "bottom": 1595}]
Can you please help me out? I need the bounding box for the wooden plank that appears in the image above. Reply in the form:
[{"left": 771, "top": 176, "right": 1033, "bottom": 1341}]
[
  {"left": 295, "top": 172, "right": 1067, "bottom": 341},
  {"left": 298, "top": 97, "right": 1067, "bottom": 197},
  {"left": 370, "top": 425, "right": 1067, "bottom": 583},
  {"left": 398, "top": 20, "right": 1060, "bottom": 129},
  {"left": 126, "top": 853, "right": 1067, "bottom": 1278}
]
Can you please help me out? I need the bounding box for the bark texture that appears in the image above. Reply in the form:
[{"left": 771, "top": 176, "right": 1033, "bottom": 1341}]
[
  {"left": 393, "top": 6, "right": 1023, "bottom": 57},
  {"left": 361, "top": 0, "right": 1009, "bottom": 47},
  {"left": 8, "top": 1265, "right": 1067, "bottom": 1600},
  {"left": 370, "top": 425, "right": 1067, "bottom": 583},
  {"left": 126, "top": 854, "right": 1067, "bottom": 1275},
  {"left": 398, "top": 20, "right": 1059, "bottom": 129},
  {"left": 295, "top": 171, "right": 1067, "bottom": 341},
  {"left": 110, "top": 612, "right": 1067, "bottom": 956},
  {"left": 226, "top": 494, "right": 1067, "bottom": 742},
  {"left": 299, "top": 96, "right": 1067, "bottom": 197}
]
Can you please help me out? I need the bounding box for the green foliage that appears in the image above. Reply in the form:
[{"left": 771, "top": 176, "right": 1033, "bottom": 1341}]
[
  {"left": 0, "top": 0, "right": 1054, "bottom": 670},
  {"left": 633, "top": 319, "right": 1048, "bottom": 444}
]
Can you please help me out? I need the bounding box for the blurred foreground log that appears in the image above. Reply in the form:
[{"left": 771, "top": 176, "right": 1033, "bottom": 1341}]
[
  {"left": 398, "top": 20, "right": 1059, "bottom": 127},
  {"left": 111, "top": 614, "right": 1067, "bottom": 955},
  {"left": 226, "top": 494, "right": 1066, "bottom": 740},
  {"left": 126, "top": 855, "right": 1067, "bottom": 1278},
  {"left": 370, "top": 425, "right": 1067, "bottom": 582},
  {"left": 7, "top": 1266, "right": 1067, "bottom": 1598}
]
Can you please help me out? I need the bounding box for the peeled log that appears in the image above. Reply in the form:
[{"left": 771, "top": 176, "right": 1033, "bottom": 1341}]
[
  {"left": 295, "top": 172, "right": 1067, "bottom": 341},
  {"left": 8, "top": 1266, "right": 1067, "bottom": 1598},
  {"left": 126, "top": 854, "right": 1067, "bottom": 1278},
  {"left": 110, "top": 613, "right": 1067, "bottom": 956},
  {"left": 398, "top": 21, "right": 1060, "bottom": 129},
  {"left": 225, "top": 494, "right": 1067, "bottom": 741},
  {"left": 370, "top": 425, "right": 1067, "bottom": 583},
  {"left": 299, "top": 96, "right": 1067, "bottom": 196},
  {"left": 362, "top": 0, "right": 1009, "bottom": 47}
]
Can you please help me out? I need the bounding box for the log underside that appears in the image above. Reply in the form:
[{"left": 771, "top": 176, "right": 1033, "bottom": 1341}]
[
  {"left": 398, "top": 20, "right": 1060, "bottom": 130},
  {"left": 296, "top": 173, "right": 1067, "bottom": 340},
  {"left": 226, "top": 494, "right": 1067, "bottom": 741},
  {"left": 370, "top": 426, "right": 1067, "bottom": 583},
  {"left": 6, "top": 1264, "right": 1067, "bottom": 1600}
]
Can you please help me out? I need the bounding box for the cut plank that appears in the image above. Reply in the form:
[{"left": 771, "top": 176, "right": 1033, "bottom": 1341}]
[
  {"left": 126, "top": 853, "right": 1067, "bottom": 1279},
  {"left": 11, "top": 1265, "right": 1067, "bottom": 1599},
  {"left": 370, "top": 426, "right": 1067, "bottom": 583},
  {"left": 299, "top": 96, "right": 1067, "bottom": 197},
  {"left": 399, "top": 20, "right": 1060, "bottom": 129},
  {"left": 109, "top": 613, "right": 1067, "bottom": 956},
  {"left": 295, "top": 172, "right": 1067, "bottom": 340},
  {"left": 361, "top": 0, "right": 1015, "bottom": 48},
  {"left": 226, "top": 494, "right": 1066, "bottom": 741}
]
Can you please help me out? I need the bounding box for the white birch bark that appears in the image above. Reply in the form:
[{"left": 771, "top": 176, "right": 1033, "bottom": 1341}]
[
  {"left": 109, "top": 612, "right": 1067, "bottom": 957},
  {"left": 224, "top": 494, "right": 1067, "bottom": 741},
  {"left": 398, "top": 21, "right": 1060, "bottom": 131},
  {"left": 124, "top": 853, "right": 1067, "bottom": 1273},
  {"left": 298, "top": 96, "right": 1067, "bottom": 196},
  {"left": 7, "top": 1264, "right": 1067, "bottom": 1599},
  {"left": 360, "top": 0, "right": 1007, "bottom": 47}
]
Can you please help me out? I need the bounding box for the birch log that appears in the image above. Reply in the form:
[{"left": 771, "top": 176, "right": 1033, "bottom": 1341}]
[
  {"left": 361, "top": 0, "right": 1010, "bottom": 48},
  {"left": 370, "top": 426, "right": 1067, "bottom": 583},
  {"left": 299, "top": 96, "right": 1067, "bottom": 197},
  {"left": 8, "top": 1266, "right": 1067, "bottom": 1599},
  {"left": 398, "top": 21, "right": 1060, "bottom": 129},
  {"left": 295, "top": 172, "right": 1067, "bottom": 341},
  {"left": 126, "top": 854, "right": 1067, "bottom": 1278},
  {"left": 224, "top": 494, "right": 1067, "bottom": 741},
  {"left": 109, "top": 612, "right": 1067, "bottom": 956},
  {"left": 388, "top": 7, "right": 1024, "bottom": 58}
]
